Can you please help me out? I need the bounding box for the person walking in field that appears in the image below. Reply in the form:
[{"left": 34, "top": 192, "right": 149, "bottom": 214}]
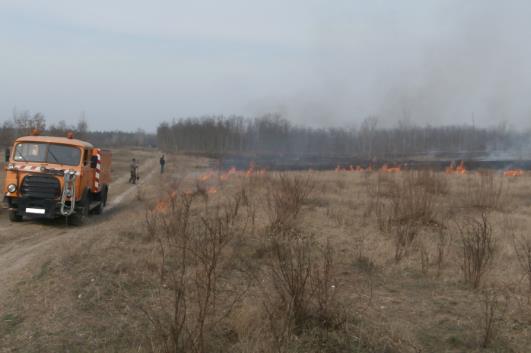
[
  {"left": 160, "top": 155, "right": 166, "bottom": 174},
  {"left": 129, "top": 158, "right": 139, "bottom": 184}
]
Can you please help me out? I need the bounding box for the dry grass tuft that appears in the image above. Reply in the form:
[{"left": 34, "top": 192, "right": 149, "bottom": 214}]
[
  {"left": 265, "top": 173, "right": 315, "bottom": 230},
  {"left": 513, "top": 232, "right": 531, "bottom": 295},
  {"left": 459, "top": 212, "right": 496, "bottom": 289},
  {"left": 478, "top": 287, "right": 509, "bottom": 348},
  {"left": 463, "top": 173, "right": 504, "bottom": 211},
  {"left": 373, "top": 172, "right": 442, "bottom": 262}
]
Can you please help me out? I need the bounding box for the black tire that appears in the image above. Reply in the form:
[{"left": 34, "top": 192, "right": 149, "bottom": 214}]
[
  {"left": 93, "top": 202, "right": 103, "bottom": 215},
  {"left": 68, "top": 196, "right": 89, "bottom": 226},
  {"left": 8, "top": 210, "right": 23, "bottom": 222},
  {"left": 93, "top": 187, "right": 108, "bottom": 215},
  {"left": 102, "top": 186, "right": 108, "bottom": 207}
]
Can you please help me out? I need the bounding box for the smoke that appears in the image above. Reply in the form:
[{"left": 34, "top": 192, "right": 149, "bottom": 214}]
[
  {"left": 247, "top": 1, "right": 531, "bottom": 129},
  {"left": 2, "top": 1, "right": 531, "bottom": 131}
]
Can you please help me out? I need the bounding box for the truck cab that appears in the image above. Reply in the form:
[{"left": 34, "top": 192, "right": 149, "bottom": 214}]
[{"left": 3, "top": 134, "right": 111, "bottom": 225}]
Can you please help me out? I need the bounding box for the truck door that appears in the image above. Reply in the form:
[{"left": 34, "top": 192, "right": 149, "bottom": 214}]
[{"left": 80, "top": 148, "right": 92, "bottom": 196}]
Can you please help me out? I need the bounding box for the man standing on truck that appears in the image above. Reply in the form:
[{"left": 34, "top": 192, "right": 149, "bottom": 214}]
[
  {"left": 160, "top": 155, "right": 165, "bottom": 174},
  {"left": 129, "top": 158, "right": 139, "bottom": 184}
]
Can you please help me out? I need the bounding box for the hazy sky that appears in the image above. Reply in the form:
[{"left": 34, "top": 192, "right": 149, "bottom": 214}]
[{"left": 1, "top": 1, "right": 531, "bottom": 131}]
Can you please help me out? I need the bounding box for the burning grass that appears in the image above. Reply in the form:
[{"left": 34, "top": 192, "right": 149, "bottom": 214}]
[{"left": 2, "top": 156, "right": 531, "bottom": 352}]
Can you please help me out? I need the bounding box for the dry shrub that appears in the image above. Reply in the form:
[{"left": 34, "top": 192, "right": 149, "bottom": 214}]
[
  {"left": 478, "top": 287, "right": 509, "bottom": 348},
  {"left": 417, "top": 240, "right": 430, "bottom": 275},
  {"left": 263, "top": 228, "right": 342, "bottom": 352},
  {"left": 435, "top": 223, "right": 450, "bottom": 278},
  {"left": 266, "top": 173, "right": 314, "bottom": 229},
  {"left": 262, "top": 179, "right": 345, "bottom": 352},
  {"left": 459, "top": 212, "right": 496, "bottom": 289},
  {"left": 513, "top": 233, "right": 531, "bottom": 294},
  {"left": 364, "top": 173, "right": 396, "bottom": 220},
  {"left": 374, "top": 172, "right": 440, "bottom": 262},
  {"left": 463, "top": 173, "right": 504, "bottom": 211},
  {"left": 143, "top": 190, "right": 250, "bottom": 353},
  {"left": 392, "top": 221, "right": 419, "bottom": 263}
]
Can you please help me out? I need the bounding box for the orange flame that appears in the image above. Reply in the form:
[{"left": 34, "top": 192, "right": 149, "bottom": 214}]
[
  {"left": 154, "top": 200, "right": 169, "bottom": 213},
  {"left": 246, "top": 162, "right": 255, "bottom": 177},
  {"left": 504, "top": 169, "right": 524, "bottom": 177},
  {"left": 334, "top": 164, "right": 373, "bottom": 173},
  {"left": 198, "top": 171, "right": 214, "bottom": 181},
  {"left": 220, "top": 166, "right": 238, "bottom": 181},
  {"left": 446, "top": 161, "right": 466, "bottom": 175},
  {"left": 380, "top": 164, "right": 401, "bottom": 173}
]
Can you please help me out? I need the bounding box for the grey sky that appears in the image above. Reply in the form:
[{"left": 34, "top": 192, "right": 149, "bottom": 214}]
[{"left": 1, "top": 1, "right": 531, "bottom": 131}]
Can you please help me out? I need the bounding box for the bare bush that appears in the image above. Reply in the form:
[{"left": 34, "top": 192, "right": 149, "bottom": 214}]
[
  {"left": 374, "top": 172, "right": 440, "bottom": 262},
  {"left": 391, "top": 173, "right": 437, "bottom": 227},
  {"left": 478, "top": 287, "right": 508, "bottom": 348},
  {"left": 263, "top": 228, "right": 341, "bottom": 352},
  {"left": 460, "top": 212, "right": 496, "bottom": 289},
  {"left": 392, "top": 221, "right": 419, "bottom": 262},
  {"left": 418, "top": 240, "right": 430, "bottom": 275},
  {"left": 266, "top": 173, "right": 314, "bottom": 230},
  {"left": 310, "top": 240, "right": 338, "bottom": 323},
  {"left": 435, "top": 223, "right": 450, "bottom": 278},
  {"left": 143, "top": 190, "right": 250, "bottom": 353},
  {"left": 513, "top": 233, "right": 531, "bottom": 294}
]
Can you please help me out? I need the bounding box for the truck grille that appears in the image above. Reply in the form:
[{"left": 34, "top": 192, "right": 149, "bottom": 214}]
[{"left": 21, "top": 175, "right": 61, "bottom": 199}]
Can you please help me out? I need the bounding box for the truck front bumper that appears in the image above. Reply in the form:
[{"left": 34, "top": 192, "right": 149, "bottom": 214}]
[{"left": 6, "top": 197, "right": 61, "bottom": 219}]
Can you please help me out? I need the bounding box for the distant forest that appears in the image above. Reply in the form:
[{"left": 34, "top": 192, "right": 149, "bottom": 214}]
[
  {"left": 157, "top": 114, "right": 531, "bottom": 159},
  {"left": 0, "top": 111, "right": 157, "bottom": 148},
  {"left": 3, "top": 112, "right": 531, "bottom": 159}
]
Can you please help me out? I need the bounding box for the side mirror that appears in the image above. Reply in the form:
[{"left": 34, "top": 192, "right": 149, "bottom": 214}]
[
  {"left": 90, "top": 155, "right": 98, "bottom": 168},
  {"left": 4, "top": 148, "right": 10, "bottom": 163}
]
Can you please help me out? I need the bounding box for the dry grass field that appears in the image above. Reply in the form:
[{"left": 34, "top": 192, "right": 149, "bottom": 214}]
[{"left": 1, "top": 153, "right": 531, "bottom": 352}]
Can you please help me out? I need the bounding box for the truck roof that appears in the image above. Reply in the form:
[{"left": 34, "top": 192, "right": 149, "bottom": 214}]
[{"left": 15, "top": 136, "right": 94, "bottom": 149}]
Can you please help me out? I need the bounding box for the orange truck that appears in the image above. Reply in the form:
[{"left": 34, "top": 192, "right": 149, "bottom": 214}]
[{"left": 2, "top": 133, "right": 111, "bottom": 225}]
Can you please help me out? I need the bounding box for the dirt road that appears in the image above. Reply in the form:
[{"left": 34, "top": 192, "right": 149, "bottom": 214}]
[{"left": 0, "top": 157, "right": 158, "bottom": 302}]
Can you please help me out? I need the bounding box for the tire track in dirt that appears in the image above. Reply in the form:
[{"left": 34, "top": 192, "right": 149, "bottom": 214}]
[{"left": 0, "top": 158, "right": 158, "bottom": 300}]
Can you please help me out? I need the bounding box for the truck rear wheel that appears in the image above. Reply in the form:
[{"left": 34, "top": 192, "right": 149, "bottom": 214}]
[
  {"left": 92, "top": 187, "right": 107, "bottom": 215},
  {"left": 8, "top": 210, "right": 23, "bottom": 222},
  {"left": 93, "top": 201, "right": 103, "bottom": 215}
]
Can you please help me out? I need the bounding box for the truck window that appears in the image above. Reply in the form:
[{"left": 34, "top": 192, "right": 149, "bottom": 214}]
[
  {"left": 47, "top": 144, "right": 81, "bottom": 166},
  {"left": 14, "top": 143, "right": 47, "bottom": 162},
  {"left": 14, "top": 143, "right": 81, "bottom": 166}
]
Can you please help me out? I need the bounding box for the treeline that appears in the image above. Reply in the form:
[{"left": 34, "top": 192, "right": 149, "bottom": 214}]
[
  {"left": 0, "top": 111, "right": 156, "bottom": 148},
  {"left": 157, "top": 114, "right": 529, "bottom": 158}
]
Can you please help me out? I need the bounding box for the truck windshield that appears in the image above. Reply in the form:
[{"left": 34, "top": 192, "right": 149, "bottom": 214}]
[{"left": 14, "top": 143, "right": 81, "bottom": 166}]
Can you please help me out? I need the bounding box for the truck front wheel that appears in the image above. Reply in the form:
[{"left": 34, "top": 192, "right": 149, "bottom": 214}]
[
  {"left": 8, "top": 210, "right": 23, "bottom": 222},
  {"left": 68, "top": 197, "right": 89, "bottom": 226}
]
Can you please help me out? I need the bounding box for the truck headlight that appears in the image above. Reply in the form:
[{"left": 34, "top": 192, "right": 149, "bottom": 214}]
[
  {"left": 7, "top": 184, "right": 17, "bottom": 193},
  {"left": 7, "top": 164, "right": 15, "bottom": 170}
]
